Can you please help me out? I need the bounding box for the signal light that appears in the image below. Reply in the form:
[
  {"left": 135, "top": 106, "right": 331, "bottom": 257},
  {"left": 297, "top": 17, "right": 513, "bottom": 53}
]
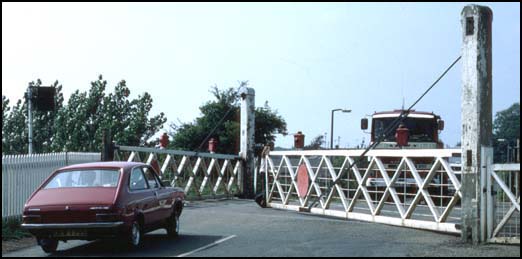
[{"left": 34, "top": 87, "right": 56, "bottom": 111}]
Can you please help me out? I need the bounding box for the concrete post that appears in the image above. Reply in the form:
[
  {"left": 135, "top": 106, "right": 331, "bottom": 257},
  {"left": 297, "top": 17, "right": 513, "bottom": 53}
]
[
  {"left": 239, "top": 87, "right": 255, "bottom": 198},
  {"left": 461, "top": 4, "right": 493, "bottom": 244}
]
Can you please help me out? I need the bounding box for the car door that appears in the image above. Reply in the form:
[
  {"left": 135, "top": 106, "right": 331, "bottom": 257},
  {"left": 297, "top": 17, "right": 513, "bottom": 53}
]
[
  {"left": 144, "top": 166, "right": 172, "bottom": 220},
  {"left": 129, "top": 167, "right": 157, "bottom": 227},
  {"left": 141, "top": 166, "right": 166, "bottom": 223}
]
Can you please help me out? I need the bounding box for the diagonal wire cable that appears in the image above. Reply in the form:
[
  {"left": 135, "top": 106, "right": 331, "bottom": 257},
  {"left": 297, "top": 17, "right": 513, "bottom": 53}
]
[
  {"left": 195, "top": 82, "right": 249, "bottom": 153},
  {"left": 196, "top": 105, "right": 237, "bottom": 151}
]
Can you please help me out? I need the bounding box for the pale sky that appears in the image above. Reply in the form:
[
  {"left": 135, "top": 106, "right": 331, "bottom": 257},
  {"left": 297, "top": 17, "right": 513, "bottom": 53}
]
[{"left": 2, "top": 2, "right": 520, "bottom": 149}]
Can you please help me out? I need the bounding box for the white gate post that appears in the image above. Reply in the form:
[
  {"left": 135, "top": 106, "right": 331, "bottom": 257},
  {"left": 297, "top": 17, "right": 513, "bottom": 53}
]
[
  {"left": 239, "top": 87, "right": 255, "bottom": 198},
  {"left": 461, "top": 4, "right": 493, "bottom": 244}
]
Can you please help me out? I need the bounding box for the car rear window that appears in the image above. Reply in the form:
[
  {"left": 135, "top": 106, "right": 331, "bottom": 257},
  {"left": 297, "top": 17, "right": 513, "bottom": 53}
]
[{"left": 44, "top": 169, "right": 120, "bottom": 189}]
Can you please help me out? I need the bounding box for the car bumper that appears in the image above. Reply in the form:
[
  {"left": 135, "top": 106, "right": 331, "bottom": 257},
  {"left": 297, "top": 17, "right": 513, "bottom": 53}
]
[
  {"left": 21, "top": 222, "right": 124, "bottom": 229},
  {"left": 21, "top": 222, "right": 127, "bottom": 240}
]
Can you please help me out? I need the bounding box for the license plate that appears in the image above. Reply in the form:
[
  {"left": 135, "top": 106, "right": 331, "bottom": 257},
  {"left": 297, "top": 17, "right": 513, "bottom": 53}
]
[{"left": 53, "top": 230, "right": 88, "bottom": 237}]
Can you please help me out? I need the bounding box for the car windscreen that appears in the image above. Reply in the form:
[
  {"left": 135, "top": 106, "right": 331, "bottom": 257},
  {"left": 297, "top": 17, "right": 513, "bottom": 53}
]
[{"left": 44, "top": 169, "right": 120, "bottom": 189}]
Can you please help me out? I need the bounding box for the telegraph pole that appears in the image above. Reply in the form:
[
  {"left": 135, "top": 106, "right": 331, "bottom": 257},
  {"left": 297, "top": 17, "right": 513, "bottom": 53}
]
[{"left": 26, "top": 85, "right": 34, "bottom": 154}]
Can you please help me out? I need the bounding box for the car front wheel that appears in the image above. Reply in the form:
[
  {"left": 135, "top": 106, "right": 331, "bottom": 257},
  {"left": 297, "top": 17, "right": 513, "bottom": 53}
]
[{"left": 37, "top": 238, "right": 58, "bottom": 253}]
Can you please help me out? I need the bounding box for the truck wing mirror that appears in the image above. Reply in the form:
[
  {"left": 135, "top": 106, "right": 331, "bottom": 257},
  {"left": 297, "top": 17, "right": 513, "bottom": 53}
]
[
  {"left": 361, "top": 118, "right": 368, "bottom": 130},
  {"left": 438, "top": 119, "right": 445, "bottom": 131}
]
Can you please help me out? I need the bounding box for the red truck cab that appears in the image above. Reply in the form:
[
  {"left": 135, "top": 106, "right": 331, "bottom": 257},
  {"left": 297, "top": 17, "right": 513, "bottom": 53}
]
[{"left": 361, "top": 109, "right": 445, "bottom": 149}]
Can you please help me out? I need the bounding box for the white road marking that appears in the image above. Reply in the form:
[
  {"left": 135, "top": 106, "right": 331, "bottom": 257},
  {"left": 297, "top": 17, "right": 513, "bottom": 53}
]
[{"left": 175, "top": 235, "right": 237, "bottom": 257}]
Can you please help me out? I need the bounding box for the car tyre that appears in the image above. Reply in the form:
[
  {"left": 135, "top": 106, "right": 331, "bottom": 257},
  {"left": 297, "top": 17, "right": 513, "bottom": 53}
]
[
  {"left": 37, "top": 238, "right": 58, "bottom": 253},
  {"left": 166, "top": 211, "right": 180, "bottom": 238},
  {"left": 128, "top": 220, "right": 143, "bottom": 248}
]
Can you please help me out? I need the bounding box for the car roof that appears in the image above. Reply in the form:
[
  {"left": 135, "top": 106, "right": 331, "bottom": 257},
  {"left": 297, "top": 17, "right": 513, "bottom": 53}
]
[{"left": 58, "top": 161, "right": 146, "bottom": 171}]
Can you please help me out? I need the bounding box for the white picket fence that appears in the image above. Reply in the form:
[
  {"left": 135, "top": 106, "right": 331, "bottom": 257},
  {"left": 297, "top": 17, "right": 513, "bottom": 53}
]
[{"left": 2, "top": 152, "right": 101, "bottom": 219}]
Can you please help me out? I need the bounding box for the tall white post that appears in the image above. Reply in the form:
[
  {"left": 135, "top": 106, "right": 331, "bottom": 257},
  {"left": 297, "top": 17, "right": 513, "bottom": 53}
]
[
  {"left": 239, "top": 87, "right": 255, "bottom": 198},
  {"left": 461, "top": 4, "right": 493, "bottom": 244}
]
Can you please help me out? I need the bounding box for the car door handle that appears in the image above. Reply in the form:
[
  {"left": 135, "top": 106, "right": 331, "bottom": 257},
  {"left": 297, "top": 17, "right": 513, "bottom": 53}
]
[{"left": 154, "top": 191, "right": 159, "bottom": 197}]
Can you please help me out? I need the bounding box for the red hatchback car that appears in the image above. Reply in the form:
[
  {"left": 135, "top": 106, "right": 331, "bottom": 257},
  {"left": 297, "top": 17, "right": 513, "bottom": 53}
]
[{"left": 21, "top": 161, "right": 185, "bottom": 253}]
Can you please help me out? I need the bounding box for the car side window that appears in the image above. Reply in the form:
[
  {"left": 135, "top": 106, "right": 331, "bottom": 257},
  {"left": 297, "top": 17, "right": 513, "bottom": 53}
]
[
  {"left": 129, "top": 167, "right": 148, "bottom": 191},
  {"left": 142, "top": 166, "right": 159, "bottom": 189}
]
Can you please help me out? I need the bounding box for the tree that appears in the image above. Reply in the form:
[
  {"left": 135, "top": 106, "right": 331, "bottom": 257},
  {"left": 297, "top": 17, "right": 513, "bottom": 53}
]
[
  {"left": 255, "top": 101, "right": 287, "bottom": 146},
  {"left": 53, "top": 76, "right": 167, "bottom": 152},
  {"left": 169, "top": 86, "right": 239, "bottom": 153},
  {"left": 3, "top": 75, "right": 166, "bottom": 154},
  {"left": 3, "top": 99, "right": 27, "bottom": 154},
  {"left": 304, "top": 135, "right": 325, "bottom": 150},
  {"left": 2, "top": 95, "right": 10, "bottom": 153},
  {"left": 169, "top": 83, "right": 287, "bottom": 155},
  {"left": 493, "top": 102, "right": 520, "bottom": 163}
]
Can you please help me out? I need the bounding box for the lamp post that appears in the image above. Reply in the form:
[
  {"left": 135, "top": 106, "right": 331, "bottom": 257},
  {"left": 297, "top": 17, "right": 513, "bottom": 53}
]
[{"left": 330, "top": 109, "right": 351, "bottom": 149}]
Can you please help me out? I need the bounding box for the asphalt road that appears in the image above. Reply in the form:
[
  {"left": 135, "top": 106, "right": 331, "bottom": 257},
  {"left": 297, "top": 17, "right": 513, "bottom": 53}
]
[{"left": 3, "top": 199, "right": 520, "bottom": 257}]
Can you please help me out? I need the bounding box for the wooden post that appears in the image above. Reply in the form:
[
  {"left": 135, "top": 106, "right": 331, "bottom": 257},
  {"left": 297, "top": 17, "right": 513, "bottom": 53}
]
[
  {"left": 515, "top": 138, "right": 520, "bottom": 163},
  {"left": 27, "top": 85, "right": 34, "bottom": 154},
  {"left": 102, "top": 129, "right": 114, "bottom": 161},
  {"left": 461, "top": 4, "right": 493, "bottom": 244},
  {"left": 239, "top": 87, "right": 255, "bottom": 198}
]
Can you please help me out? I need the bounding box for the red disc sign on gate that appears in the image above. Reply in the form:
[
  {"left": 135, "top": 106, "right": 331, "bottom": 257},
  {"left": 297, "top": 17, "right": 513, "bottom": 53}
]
[{"left": 297, "top": 163, "right": 309, "bottom": 198}]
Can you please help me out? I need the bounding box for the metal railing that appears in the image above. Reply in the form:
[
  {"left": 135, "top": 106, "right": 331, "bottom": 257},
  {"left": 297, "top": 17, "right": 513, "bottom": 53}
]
[
  {"left": 2, "top": 152, "right": 101, "bottom": 219},
  {"left": 488, "top": 163, "right": 520, "bottom": 244},
  {"left": 264, "top": 149, "right": 463, "bottom": 234},
  {"left": 115, "top": 146, "right": 243, "bottom": 200}
]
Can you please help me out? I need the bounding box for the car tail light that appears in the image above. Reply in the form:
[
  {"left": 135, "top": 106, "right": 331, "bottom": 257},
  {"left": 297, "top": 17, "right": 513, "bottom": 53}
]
[{"left": 23, "top": 215, "right": 41, "bottom": 224}]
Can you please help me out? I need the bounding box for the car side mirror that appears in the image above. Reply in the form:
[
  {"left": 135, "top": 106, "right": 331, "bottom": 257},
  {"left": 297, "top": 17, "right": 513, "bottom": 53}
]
[
  {"left": 162, "top": 180, "right": 172, "bottom": 187},
  {"left": 438, "top": 119, "right": 445, "bottom": 131},
  {"left": 361, "top": 118, "right": 368, "bottom": 130}
]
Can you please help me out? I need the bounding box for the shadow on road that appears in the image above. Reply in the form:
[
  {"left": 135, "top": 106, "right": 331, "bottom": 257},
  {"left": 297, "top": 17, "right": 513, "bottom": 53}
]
[{"left": 50, "top": 233, "right": 227, "bottom": 257}]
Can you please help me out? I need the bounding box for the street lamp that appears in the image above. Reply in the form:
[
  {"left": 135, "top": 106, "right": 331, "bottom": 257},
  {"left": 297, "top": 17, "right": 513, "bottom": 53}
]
[{"left": 331, "top": 109, "right": 351, "bottom": 149}]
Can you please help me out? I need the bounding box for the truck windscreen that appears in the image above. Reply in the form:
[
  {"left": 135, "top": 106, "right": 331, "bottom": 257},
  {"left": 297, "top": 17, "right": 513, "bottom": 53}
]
[{"left": 373, "top": 117, "right": 437, "bottom": 142}]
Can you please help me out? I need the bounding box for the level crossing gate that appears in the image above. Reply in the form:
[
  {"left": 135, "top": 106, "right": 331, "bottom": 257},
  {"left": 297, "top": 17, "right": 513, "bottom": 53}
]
[
  {"left": 114, "top": 146, "right": 243, "bottom": 200},
  {"left": 485, "top": 163, "right": 520, "bottom": 244},
  {"left": 261, "top": 149, "right": 520, "bottom": 244},
  {"left": 263, "top": 149, "right": 464, "bottom": 234}
]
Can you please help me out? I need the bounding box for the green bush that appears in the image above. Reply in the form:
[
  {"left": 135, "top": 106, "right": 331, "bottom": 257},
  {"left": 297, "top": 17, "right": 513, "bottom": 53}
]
[{"left": 2, "top": 217, "right": 32, "bottom": 241}]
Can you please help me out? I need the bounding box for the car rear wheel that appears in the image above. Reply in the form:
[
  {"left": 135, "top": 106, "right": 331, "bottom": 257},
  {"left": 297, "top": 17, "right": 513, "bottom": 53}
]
[
  {"left": 166, "top": 211, "right": 180, "bottom": 237},
  {"left": 37, "top": 238, "right": 58, "bottom": 253},
  {"left": 128, "top": 220, "right": 143, "bottom": 247}
]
